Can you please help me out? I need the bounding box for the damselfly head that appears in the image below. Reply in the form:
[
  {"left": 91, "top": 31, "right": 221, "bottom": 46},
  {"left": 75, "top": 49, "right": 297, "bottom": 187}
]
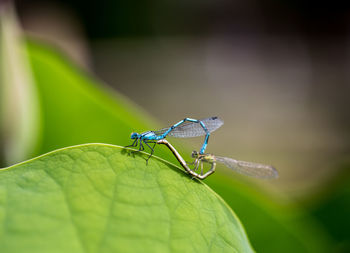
[
  {"left": 130, "top": 132, "right": 138, "bottom": 139},
  {"left": 191, "top": 151, "right": 199, "bottom": 158},
  {"left": 192, "top": 151, "right": 216, "bottom": 163}
]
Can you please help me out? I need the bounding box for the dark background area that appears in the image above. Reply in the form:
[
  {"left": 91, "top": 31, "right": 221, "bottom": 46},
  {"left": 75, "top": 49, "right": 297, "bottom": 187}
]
[{"left": 15, "top": 0, "right": 350, "bottom": 38}]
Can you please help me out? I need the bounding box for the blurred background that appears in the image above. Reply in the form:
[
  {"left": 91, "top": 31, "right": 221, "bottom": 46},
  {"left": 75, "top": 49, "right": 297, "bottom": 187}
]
[{"left": 13, "top": 0, "right": 350, "bottom": 196}]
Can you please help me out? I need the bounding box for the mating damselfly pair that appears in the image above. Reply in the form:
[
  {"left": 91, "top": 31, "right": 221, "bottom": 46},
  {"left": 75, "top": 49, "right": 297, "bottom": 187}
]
[{"left": 126, "top": 116, "right": 278, "bottom": 180}]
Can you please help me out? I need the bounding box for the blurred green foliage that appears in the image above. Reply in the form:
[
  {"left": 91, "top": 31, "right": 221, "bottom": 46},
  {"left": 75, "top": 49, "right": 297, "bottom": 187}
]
[
  {"left": 0, "top": 144, "right": 254, "bottom": 253},
  {"left": 306, "top": 165, "right": 350, "bottom": 252},
  {"left": 25, "top": 40, "right": 190, "bottom": 168},
  {"left": 206, "top": 174, "right": 333, "bottom": 252},
  {"left": 27, "top": 41, "right": 151, "bottom": 156}
]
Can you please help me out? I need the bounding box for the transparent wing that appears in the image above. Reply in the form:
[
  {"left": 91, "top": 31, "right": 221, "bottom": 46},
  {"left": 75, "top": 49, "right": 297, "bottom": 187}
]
[
  {"left": 215, "top": 156, "right": 278, "bottom": 179},
  {"left": 154, "top": 117, "right": 224, "bottom": 138}
]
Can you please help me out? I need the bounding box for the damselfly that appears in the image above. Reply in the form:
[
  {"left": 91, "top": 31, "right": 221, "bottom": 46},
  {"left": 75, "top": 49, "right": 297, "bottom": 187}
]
[
  {"left": 126, "top": 117, "right": 223, "bottom": 161},
  {"left": 191, "top": 151, "right": 278, "bottom": 179}
]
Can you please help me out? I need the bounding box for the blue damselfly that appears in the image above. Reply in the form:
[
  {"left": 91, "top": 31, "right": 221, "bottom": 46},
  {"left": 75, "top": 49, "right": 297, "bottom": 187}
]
[{"left": 126, "top": 117, "right": 223, "bottom": 161}]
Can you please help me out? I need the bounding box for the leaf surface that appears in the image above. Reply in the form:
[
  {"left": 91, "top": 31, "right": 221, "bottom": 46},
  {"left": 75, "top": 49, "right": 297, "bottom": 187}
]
[{"left": 0, "top": 144, "right": 254, "bottom": 253}]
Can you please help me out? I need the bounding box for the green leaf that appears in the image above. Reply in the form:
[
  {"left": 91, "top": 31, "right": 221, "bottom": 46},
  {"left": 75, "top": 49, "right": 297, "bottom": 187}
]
[{"left": 0, "top": 144, "right": 254, "bottom": 253}]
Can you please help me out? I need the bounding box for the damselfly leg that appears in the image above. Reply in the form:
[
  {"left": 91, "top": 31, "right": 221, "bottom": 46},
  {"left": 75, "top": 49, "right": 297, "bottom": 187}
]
[
  {"left": 125, "top": 138, "right": 157, "bottom": 163},
  {"left": 144, "top": 141, "right": 157, "bottom": 163},
  {"left": 191, "top": 157, "right": 210, "bottom": 176},
  {"left": 125, "top": 138, "right": 138, "bottom": 148},
  {"left": 139, "top": 141, "right": 144, "bottom": 151}
]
